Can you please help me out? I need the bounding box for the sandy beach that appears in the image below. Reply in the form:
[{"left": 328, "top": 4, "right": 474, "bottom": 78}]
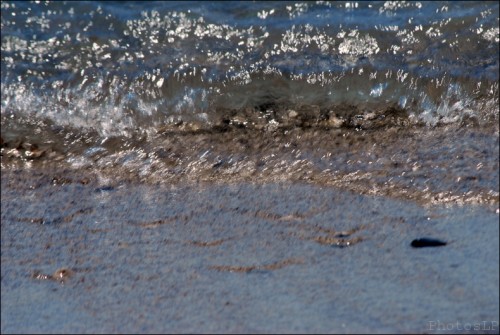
[{"left": 1, "top": 166, "right": 498, "bottom": 333}]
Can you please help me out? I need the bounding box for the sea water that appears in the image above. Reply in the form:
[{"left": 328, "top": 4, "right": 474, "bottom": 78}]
[
  {"left": 2, "top": 1, "right": 498, "bottom": 132},
  {"left": 1, "top": 1, "right": 499, "bottom": 204}
]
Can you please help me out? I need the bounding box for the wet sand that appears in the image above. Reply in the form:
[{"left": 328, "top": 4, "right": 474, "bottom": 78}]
[{"left": 1, "top": 166, "right": 498, "bottom": 333}]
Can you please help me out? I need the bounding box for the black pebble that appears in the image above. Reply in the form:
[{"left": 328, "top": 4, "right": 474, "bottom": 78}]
[{"left": 411, "top": 238, "right": 447, "bottom": 248}]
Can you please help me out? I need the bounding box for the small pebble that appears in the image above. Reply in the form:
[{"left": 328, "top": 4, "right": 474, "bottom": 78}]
[
  {"left": 53, "top": 268, "right": 74, "bottom": 281},
  {"left": 411, "top": 238, "right": 447, "bottom": 248}
]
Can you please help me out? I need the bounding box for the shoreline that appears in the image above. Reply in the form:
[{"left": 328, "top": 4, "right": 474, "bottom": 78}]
[{"left": 2, "top": 122, "right": 499, "bottom": 209}]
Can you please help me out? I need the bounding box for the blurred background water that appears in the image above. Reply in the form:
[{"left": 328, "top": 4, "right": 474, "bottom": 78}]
[{"left": 2, "top": 1, "right": 498, "bottom": 138}]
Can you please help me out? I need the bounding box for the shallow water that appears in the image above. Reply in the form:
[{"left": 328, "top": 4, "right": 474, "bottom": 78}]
[{"left": 1, "top": 1, "right": 499, "bottom": 207}]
